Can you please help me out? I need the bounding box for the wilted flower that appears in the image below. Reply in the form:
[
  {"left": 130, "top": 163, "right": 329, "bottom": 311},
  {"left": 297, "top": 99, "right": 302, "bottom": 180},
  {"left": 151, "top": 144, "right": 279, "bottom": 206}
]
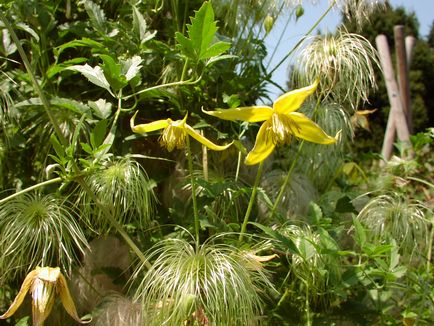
[
  {"left": 130, "top": 112, "right": 232, "bottom": 151},
  {"left": 204, "top": 80, "right": 338, "bottom": 165},
  {"left": 0, "top": 266, "right": 90, "bottom": 326},
  {"left": 293, "top": 29, "right": 380, "bottom": 109}
]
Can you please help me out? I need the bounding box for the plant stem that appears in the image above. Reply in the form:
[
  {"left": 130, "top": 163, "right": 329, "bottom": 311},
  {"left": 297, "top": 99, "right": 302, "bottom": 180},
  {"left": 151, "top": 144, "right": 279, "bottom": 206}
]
[
  {"left": 0, "top": 177, "right": 62, "bottom": 205},
  {"left": 270, "top": 96, "right": 322, "bottom": 219},
  {"left": 239, "top": 161, "right": 264, "bottom": 242},
  {"left": 269, "top": 141, "right": 304, "bottom": 219},
  {"left": 76, "top": 178, "right": 151, "bottom": 269},
  {"left": 185, "top": 136, "right": 200, "bottom": 249},
  {"left": 0, "top": 11, "right": 69, "bottom": 148}
]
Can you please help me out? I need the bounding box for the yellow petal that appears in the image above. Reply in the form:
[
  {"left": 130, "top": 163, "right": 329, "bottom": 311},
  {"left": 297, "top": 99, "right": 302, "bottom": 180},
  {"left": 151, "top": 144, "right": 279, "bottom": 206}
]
[
  {"left": 57, "top": 273, "right": 91, "bottom": 324},
  {"left": 31, "top": 278, "right": 56, "bottom": 326},
  {"left": 245, "top": 120, "right": 276, "bottom": 165},
  {"left": 0, "top": 269, "right": 38, "bottom": 319},
  {"left": 186, "top": 124, "right": 233, "bottom": 151},
  {"left": 130, "top": 111, "right": 169, "bottom": 134},
  {"left": 273, "top": 80, "right": 318, "bottom": 114},
  {"left": 288, "top": 112, "right": 337, "bottom": 144},
  {"left": 203, "top": 106, "right": 273, "bottom": 122}
]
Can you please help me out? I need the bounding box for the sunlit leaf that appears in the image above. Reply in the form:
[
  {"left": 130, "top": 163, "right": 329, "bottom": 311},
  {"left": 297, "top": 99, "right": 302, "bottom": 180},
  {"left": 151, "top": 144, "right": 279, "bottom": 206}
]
[{"left": 66, "top": 64, "right": 113, "bottom": 96}]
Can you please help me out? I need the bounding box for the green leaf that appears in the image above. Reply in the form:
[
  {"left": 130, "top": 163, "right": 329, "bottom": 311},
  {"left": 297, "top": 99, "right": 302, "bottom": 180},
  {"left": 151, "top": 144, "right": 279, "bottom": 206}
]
[
  {"left": 66, "top": 64, "right": 113, "bottom": 96},
  {"left": 200, "top": 41, "right": 230, "bottom": 60},
  {"left": 175, "top": 32, "right": 195, "bottom": 59},
  {"left": 120, "top": 55, "right": 143, "bottom": 81},
  {"left": 99, "top": 54, "right": 127, "bottom": 91},
  {"left": 50, "top": 134, "right": 65, "bottom": 159},
  {"left": 175, "top": 1, "right": 230, "bottom": 62},
  {"left": 250, "top": 222, "right": 300, "bottom": 255},
  {"left": 91, "top": 119, "right": 108, "bottom": 149},
  {"left": 81, "top": 0, "right": 107, "bottom": 33},
  {"left": 132, "top": 5, "right": 157, "bottom": 44},
  {"left": 352, "top": 217, "right": 366, "bottom": 248},
  {"left": 55, "top": 38, "right": 106, "bottom": 58},
  {"left": 1, "top": 28, "right": 17, "bottom": 56},
  {"left": 88, "top": 99, "right": 112, "bottom": 119}
]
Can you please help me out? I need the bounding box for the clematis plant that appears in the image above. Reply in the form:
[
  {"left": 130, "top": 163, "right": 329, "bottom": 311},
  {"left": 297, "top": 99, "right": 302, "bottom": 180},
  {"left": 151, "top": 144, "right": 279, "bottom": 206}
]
[
  {"left": 130, "top": 112, "right": 232, "bottom": 152},
  {"left": 0, "top": 266, "right": 90, "bottom": 326},
  {"left": 203, "top": 80, "right": 339, "bottom": 165}
]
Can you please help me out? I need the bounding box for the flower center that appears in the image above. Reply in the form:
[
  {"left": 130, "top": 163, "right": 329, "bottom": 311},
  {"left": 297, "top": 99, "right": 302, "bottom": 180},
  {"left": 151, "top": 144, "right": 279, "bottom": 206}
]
[
  {"left": 270, "top": 113, "right": 297, "bottom": 145},
  {"left": 159, "top": 120, "right": 187, "bottom": 151}
]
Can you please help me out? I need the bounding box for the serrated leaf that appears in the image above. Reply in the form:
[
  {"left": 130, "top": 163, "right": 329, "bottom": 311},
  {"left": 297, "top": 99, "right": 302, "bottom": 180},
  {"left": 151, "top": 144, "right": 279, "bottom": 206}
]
[
  {"left": 199, "top": 41, "right": 230, "bottom": 60},
  {"left": 99, "top": 54, "right": 127, "bottom": 91},
  {"left": 120, "top": 55, "right": 143, "bottom": 81},
  {"left": 47, "top": 58, "right": 88, "bottom": 79},
  {"left": 80, "top": 0, "right": 107, "bottom": 33},
  {"left": 66, "top": 64, "right": 113, "bottom": 96},
  {"left": 176, "top": 1, "right": 230, "bottom": 62},
  {"left": 1, "top": 29, "right": 17, "bottom": 56},
  {"left": 88, "top": 99, "right": 112, "bottom": 119},
  {"left": 188, "top": 1, "right": 216, "bottom": 57},
  {"left": 132, "top": 5, "right": 156, "bottom": 44},
  {"left": 175, "top": 32, "right": 195, "bottom": 59}
]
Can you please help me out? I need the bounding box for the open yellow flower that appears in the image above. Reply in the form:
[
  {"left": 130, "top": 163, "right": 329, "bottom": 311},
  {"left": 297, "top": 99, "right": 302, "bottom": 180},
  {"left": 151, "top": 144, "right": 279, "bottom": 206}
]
[
  {"left": 0, "top": 266, "right": 90, "bottom": 326},
  {"left": 203, "top": 80, "right": 339, "bottom": 165},
  {"left": 130, "top": 112, "right": 232, "bottom": 152}
]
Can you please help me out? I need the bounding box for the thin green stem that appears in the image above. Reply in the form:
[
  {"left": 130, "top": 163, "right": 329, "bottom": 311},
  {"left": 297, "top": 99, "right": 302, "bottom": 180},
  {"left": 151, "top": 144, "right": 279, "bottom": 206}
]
[
  {"left": 76, "top": 178, "right": 151, "bottom": 269},
  {"left": 267, "top": 0, "right": 336, "bottom": 77},
  {"left": 0, "top": 11, "right": 68, "bottom": 148},
  {"left": 269, "top": 141, "right": 304, "bottom": 219},
  {"left": 270, "top": 97, "right": 322, "bottom": 219},
  {"left": 123, "top": 77, "right": 199, "bottom": 100},
  {"left": 239, "top": 161, "right": 264, "bottom": 242},
  {"left": 0, "top": 177, "right": 62, "bottom": 205},
  {"left": 185, "top": 136, "right": 200, "bottom": 249}
]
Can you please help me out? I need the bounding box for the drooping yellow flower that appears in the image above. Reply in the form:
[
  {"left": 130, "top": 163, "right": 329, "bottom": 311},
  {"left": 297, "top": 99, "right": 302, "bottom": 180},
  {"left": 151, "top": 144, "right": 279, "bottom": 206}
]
[
  {"left": 131, "top": 112, "right": 232, "bottom": 152},
  {"left": 0, "top": 267, "right": 90, "bottom": 326},
  {"left": 203, "top": 80, "right": 339, "bottom": 165}
]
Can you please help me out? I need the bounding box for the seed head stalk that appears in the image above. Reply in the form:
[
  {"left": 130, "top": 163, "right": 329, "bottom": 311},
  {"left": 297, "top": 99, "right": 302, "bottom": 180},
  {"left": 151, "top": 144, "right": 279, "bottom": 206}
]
[
  {"left": 185, "top": 136, "right": 200, "bottom": 249},
  {"left": 270, "top": 97, "right": 322, "bottom": 218},
  {"left": 239, "top": 161, "right": 264, "bottom": 242}
]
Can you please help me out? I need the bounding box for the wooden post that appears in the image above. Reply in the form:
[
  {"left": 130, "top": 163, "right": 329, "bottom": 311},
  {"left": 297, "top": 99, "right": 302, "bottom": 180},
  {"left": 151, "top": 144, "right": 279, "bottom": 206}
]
[
  {"left": 376, "top": 34, "right": 411, "bottom": 163},
  {"left": 394, "top": 26, "right": 412, "bottom": 132}
]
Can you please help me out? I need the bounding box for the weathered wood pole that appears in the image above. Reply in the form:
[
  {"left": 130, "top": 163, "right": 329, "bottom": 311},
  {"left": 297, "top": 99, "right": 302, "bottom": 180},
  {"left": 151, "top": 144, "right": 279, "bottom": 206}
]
[
  {"left": 376, "top": 34, "right": 411, "bottom": 162},
  {"left": 394, "top": 26, "right": 412, "bottom": 132}
]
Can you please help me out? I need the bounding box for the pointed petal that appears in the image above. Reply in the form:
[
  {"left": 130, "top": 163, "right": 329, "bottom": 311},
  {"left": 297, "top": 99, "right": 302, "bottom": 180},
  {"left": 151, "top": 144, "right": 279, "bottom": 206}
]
[
  {"left": 130, "top": 111, "right": 169, "bottom": 134},
  {"left": 0, "top": 270, "right": 37, "bottom": 319},
  {"left": 186, "top": 125, "right": 232, "bottom": 151},
  {"left": 273, "top": 80, "right": 318, "bottom": 114},
  {"left": 245, "top": 120, "right": 276, "bottom": 165},
  {"left": 57, "top": 274, "right": 91, "bottom": 324},
  {"left": 288, "top": 112, "right": 337, "bottom": 144},
  {"left": 203, "top": 106, "right": 273, "bottom": 122},
  {"left": 31, "top": 279, "right": 56, "bottom": 326}
]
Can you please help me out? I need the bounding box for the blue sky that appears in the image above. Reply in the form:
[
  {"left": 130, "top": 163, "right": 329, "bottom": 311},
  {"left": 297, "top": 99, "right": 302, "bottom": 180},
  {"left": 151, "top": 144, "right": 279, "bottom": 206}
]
[{"left": 264, "top": 0, "right": 434, "bottom": 99}]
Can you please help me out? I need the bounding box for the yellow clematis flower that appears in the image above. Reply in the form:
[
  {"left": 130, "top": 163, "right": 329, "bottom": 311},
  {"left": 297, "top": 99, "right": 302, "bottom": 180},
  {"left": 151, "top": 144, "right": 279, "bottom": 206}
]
[
  {"left": 203, "top": 80, "right": 339, "bottom": 165},
  {"left": 0, "top": 266, "right": 90, "bottom": 326},
  {"left": 130, "top": 112, "right": 232, "bottom": 152}
]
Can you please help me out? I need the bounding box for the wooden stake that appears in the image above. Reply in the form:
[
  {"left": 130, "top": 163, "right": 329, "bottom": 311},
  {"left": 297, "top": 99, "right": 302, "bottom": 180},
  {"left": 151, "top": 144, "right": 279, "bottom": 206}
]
[{"left": 376, "top": 34, "right": 411, "bottom": 163}]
